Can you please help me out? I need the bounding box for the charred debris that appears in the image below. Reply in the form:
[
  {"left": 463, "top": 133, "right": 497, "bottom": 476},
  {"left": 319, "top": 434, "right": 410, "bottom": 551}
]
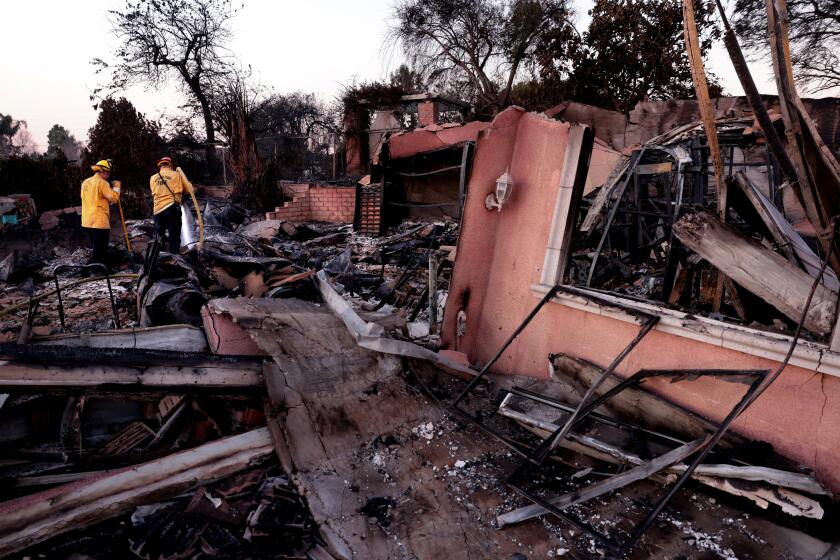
[
  {"left": 0, "top": 165, "right": 836, "bottom": 559},
  {"left": 1, "top": 58, "right": 840, "bottom": 560},
  {"left": 0, "top": 192, "right": 468, "bottom": 559},
  {"left": 570, "top": 114, "right": 840, "bottom": 342}
]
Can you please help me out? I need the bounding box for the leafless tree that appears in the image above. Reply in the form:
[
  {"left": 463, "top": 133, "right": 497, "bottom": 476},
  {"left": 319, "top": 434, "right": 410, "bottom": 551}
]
[
  {"left": 732, "top": 0, "right": 840, "bottom": 92},
  {"left": 94, "top": 0, "right": 239, "bottom": 162}
]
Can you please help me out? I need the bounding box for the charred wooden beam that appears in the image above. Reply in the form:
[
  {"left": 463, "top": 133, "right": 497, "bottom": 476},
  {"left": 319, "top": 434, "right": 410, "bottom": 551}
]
[
  {"left": 0, "top": 428, "right": 274, "bottom": 556},
  {"left": 673, "top": 211, "right": 837, "bottom": 334},
  {"left": 31, "top": 325, "right": 208, "bottom": 353},
  {"left": 0, "top": 350, "right": 264, "bottom": 391},
  {"left": 0, "top": 343, "right": 257, "bottom": 367},
  {"left": 684, "top": 0, "right": 730, "bottom": 312},
  {"left": 765, "top": 0, "right": 840, "bottom": 276},
  {"left": 547, "top": 353, "right": 748, "bottom": 448},
  {"left": 59, "top": 396, "right": 85, "bottom": 459},
  {"left": 683, "top": 0, "right": 726, "bottom": 216},
  {"left": 732, "top": 171, "right": 840, "bottom": 290}
]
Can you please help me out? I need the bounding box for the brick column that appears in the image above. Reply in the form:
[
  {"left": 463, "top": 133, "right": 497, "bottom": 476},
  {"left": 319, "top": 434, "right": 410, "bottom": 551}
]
[{"left": 418, "top": 101, "right": 439, "bottom": 127}]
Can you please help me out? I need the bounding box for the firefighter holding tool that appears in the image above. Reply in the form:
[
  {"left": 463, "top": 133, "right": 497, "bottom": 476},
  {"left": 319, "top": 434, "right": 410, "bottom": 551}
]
[
  {"left": 150, "top": 156, "right": 195, "bottom": 253},
  {"left": 80, "top": 159, "right": 120, "bottom": 266}
]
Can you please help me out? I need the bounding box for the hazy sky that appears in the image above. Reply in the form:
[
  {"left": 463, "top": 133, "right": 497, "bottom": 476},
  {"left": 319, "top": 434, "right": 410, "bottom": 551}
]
[{"left": 0, "top": 0, "right": 785, "bottom": 152}]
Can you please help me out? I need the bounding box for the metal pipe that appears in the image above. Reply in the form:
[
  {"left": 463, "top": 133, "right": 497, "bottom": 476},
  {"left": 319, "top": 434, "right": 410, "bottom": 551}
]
[
  {"left": 53, "top": 264, "right": 121, "bottom": 332},
  {"left": 587, "top": 149, "right": 646, "bottom": 287},
  {"left": 507, "top": 387, "right": 687, "bottom": 447},
  {"left": 395, "top": 165, "right": 462, "bottom": 177}
]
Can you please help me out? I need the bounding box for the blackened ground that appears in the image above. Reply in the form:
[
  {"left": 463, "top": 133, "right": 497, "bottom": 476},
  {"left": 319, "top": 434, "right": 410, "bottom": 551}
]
[{"left": 406, "top": 361, "right": 836, "bottom": 560}]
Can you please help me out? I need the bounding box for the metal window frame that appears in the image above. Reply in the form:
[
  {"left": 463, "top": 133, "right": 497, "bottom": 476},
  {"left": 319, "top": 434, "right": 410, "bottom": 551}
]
[{"left": 504, "top": 367, "right": 768, "bottom": 557}]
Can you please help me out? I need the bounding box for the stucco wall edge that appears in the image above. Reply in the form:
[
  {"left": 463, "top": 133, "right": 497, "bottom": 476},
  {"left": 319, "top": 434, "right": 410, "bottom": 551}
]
[{"left": 530, "top": 283, "right": 838, "bottom": 378}]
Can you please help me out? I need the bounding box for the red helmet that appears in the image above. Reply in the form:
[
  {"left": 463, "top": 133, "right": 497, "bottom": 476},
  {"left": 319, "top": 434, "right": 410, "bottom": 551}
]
[{"left": 156, "top": 156, "right": 173, "bottom": 168}]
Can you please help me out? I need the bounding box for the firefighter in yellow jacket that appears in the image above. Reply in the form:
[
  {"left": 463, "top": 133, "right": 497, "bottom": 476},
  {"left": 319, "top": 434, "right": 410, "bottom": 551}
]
[
  {"left": 81, "top": 159, "right": 120, "bottom": 266},
  {"left": 150, "top": 156, "right": 194, "bottom": 253}
]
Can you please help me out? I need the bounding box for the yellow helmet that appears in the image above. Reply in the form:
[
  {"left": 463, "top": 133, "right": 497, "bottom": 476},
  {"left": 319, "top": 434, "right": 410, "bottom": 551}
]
[{"left": 91, "top": 159, "right": 112, "bottom": 173}]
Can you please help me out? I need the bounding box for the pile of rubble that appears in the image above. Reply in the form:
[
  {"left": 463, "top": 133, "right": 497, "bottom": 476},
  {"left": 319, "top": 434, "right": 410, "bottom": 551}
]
[
  {"left": 2, "top": 16, "right": 840, "bottom": 552},
  {"left": 0, "top": 186, "right": 835, "bottom": 559},
  {"left": 0, "top": 192, "right": 475, "bottom": 558},
  {"left": 0, "top": 192, "right": 456, "bottom": 345}
]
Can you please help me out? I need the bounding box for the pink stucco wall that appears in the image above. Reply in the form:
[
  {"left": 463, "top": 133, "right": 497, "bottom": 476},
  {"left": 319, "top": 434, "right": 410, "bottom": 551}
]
[
  {"left": 442, "top": 107, "right": 840, "bottom": 492},
  {"left": 389, "top": 121, "right": 491, "bottom": 159},
  {"left": 201, "top": 305, "right": 267, "bottom": 356}
]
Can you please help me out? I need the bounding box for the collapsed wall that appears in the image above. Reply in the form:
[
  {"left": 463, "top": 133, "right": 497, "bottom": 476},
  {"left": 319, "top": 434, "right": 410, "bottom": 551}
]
[{"left": 442, "top": 106, "right": 840, "bottom": 493}]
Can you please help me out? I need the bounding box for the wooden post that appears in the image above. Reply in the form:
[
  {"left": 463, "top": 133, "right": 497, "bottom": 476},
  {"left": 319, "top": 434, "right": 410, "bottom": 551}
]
[
  {"left": 0, "top": 359, "right": 264, "bottom": 390},
  {"left": 60, "top": 396, "right": 85, "bottom": 459},
  {"left": 767, "top": 0, "right": 840, "bottom": 281},
  {"left": 684, "top": 0, "right": 729, "bottom": 311},
  {"left": 683, "top": 0, "right": 726, "bottom": 216},
  {"left": 766, "top": 0, "right": 830, "bottom": 246},
  {"left": 428, "top": 252, "right": 440, "bottom": 334}
]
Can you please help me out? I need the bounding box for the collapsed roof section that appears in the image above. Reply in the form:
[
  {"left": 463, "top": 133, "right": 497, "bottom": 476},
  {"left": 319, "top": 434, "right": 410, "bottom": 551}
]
[{"left": 548, "top": 96, "right": 840, "bottom": 154}]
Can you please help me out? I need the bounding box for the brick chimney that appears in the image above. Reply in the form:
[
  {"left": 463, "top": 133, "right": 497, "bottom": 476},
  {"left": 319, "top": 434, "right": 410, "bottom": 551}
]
[{"left": 418, "top": 101, "right": 440, "bottom": 127}]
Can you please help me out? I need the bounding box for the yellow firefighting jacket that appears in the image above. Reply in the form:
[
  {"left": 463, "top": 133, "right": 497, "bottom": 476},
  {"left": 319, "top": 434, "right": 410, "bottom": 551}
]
[
  {"left": 150, "top": 167, "right": 194, "bottom": 215},
  {"left": 80, "top": 174, "right": 120, "bottom": 229}
]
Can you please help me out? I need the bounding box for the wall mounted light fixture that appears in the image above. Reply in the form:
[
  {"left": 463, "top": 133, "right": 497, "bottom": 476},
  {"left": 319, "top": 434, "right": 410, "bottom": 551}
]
[{"left": 485, "top": 169, "right": 514, "bottom": 211}]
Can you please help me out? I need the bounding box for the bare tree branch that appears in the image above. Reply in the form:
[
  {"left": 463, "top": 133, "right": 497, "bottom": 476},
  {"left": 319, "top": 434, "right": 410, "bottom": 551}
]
[
  {"left": 732, "top": 0, "right": 840, "bottom": 91},
  {"left": 96, "top": 0, "right": 240, "bottom": 149}
]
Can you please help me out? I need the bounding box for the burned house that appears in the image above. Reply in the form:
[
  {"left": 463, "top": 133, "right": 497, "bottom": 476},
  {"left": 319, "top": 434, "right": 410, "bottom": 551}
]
[
  {"left": 343, "top": 93, "right": 490, "bottom": 234},
  {"left": 0, "top": 84, "right": 839, "bottom": 559},
  {"left": 443, "top": 99, "right": 840, "bottom": 504},
  {"left": 344, "top": 92, "right": 472, "bottom": 178},
  {"left": 341, "top": 93, "right": 623, "bottom": 235}
]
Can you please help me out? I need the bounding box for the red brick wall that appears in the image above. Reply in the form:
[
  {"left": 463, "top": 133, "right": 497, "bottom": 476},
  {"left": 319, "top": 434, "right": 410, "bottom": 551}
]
[
  {"left": 418, "top": 101, "right": 439, "bottom": 127},
  {"left": 310, "top": 187, "right": 356, "bottom": 222},
  {"left": 265, "top": 185, "right": 356, "bottom": 223},
  {"left": 357, "top": 183, "right": 383, "bottom": 236},
  {"left": 269, "top": 197, "right": 310, "bottom": 222}
]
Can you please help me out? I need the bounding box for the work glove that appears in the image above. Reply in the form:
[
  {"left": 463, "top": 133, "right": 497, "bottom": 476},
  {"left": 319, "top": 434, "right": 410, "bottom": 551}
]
[{"left": 112, "top": 180, "right": 122, "bottom": 194}]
